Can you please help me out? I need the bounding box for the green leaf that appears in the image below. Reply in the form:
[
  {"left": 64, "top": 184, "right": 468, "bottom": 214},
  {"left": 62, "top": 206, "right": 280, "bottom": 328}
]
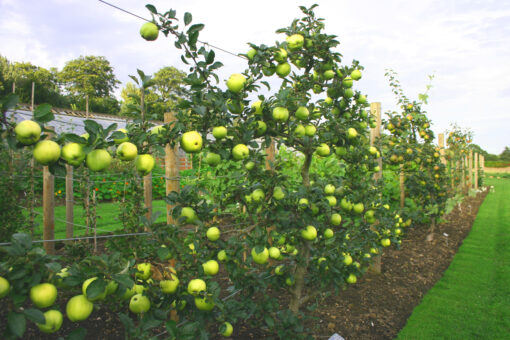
[
  {"left": 84, "top": 120, "right": 102, "bottom": 136},
  {"left": 85, "top": 278, "right": 106, "bottom": 300},
  {"left": 33, "top": 103, "right": 54, "bottom": 123},
  {"left": 264, "top": 314, "right": 275, "bottom": 328},
  {"left": 187, "top": 24, "right": 204, "bottom": 35},
  {"left": 8, "top": 312, "right": 26, "bottom": 338},
  {"left": 1, "top": 93, "right": 19, "bottom": 113},
  {"left": 184, "top": 12, "right": 192, "bottom": 25},
  {"left": 206, "top": 50, "right": 215, "bottom": 64},
  {"left": 23, "top": 308, "right": 45, "bottom": 324},
  {"left": 112, "top": 274, "right": 134, "bottom": 289},
  {"left": 65, "top": 328, "right": 87, "bottom": 340},
  {"left": 145, "top": 4, "right": 157, "bottom": 14}
]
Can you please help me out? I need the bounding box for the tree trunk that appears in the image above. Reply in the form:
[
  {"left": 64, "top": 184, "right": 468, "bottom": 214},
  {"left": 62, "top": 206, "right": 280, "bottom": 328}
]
[{"left": 289, "top": 152, "right": 313, "bottom": 313}]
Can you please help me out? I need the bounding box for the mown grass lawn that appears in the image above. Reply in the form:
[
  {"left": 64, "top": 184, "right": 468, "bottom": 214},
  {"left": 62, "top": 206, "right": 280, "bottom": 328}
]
[
  {"left": 33, "top": 200, "right": 168, "bottom": 239},
  {"left": 396, "top": 178, "right": 510, "bottom": 339}
]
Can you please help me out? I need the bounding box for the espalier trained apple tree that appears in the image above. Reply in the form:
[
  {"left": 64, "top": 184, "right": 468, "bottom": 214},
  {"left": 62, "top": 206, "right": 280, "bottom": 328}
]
[
  {"left": 137, "top": 4, "right": 396, "bottom": 337},
  {"left": 380, "top": 70, "right": 449, "bottom": 231}
]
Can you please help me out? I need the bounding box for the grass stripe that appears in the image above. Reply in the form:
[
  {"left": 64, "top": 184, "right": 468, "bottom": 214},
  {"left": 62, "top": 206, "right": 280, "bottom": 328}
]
[{"left": 396, "top": 178, "right": 510, "bottom": 340}]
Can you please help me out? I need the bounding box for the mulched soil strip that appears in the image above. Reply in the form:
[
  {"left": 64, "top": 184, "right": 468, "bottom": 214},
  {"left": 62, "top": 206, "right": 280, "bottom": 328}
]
[{"left": 0, "top": 189, "right": 488, "bottom": 340}]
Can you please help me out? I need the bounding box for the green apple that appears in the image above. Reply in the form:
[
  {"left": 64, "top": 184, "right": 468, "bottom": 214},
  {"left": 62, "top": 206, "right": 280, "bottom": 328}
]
[
  {"left": 116, "top": 142, "right": 138, "bottom": 161},
  {"left": 106, "top": 280, "right": 118, "bottom": 295},
  {"left": 205, "top": 152, "right": 221, "bottom": 167},
  {"left": 129, "top": 294, "right": 150, "bottom": 314},
  {"left": 232, "top": 144, "right": 249, "bottom": 161},
  {"left": 251, "top": 188, "right": 265, "bottom": 203},
  {"left": 346, "top": 273, "right": 357, "bottom": 284},
  {"left": 252, "top": 100, "right": 263, "bottom": 115},
  {"left": 381, "top": 238, "right": 391, "bottom": 247},
  {"left": 202, "top": 260, "right": 219, "bottom": 276},
  {"left": 323, "top": 70, "right": 335, "bottom": 80},
  {"left": 247, "top": 48, "right": 257, "bottom": 60},
  {"left": 113, "top": 128, "right": 129, "bottom": 144},
  {"left": 285, "top": 277, "right": 295, "bottom": 286},
  {"left": 150, "top": 125, "right": 165, "bottom": 135},
  {"left": 140, "top": 22, "right": 159, "bottom": 41},
  {"left": 217, "top": 250, "right": 228, "bottom": 262},
  {"left": 342, "top": 76, "right": 353, "bottom": 88},
  {"left": 268, "top": 247, "right": 281, "bottom": 259},
  {"left": 30, "top": 283, "right": 57, "bottom": 308},
  {"left": 335, "top": 146, "right": 347, "bottom": 157},
  {"left": 82, "top": 277, "right": 107, "bottom": 301},
  {"left": 347, "top": 127, "right": 358, "bottom": 139},
  {"left": 86, "top": 149, "right": 111, "bottom": 172},
  {"left": 275, "top": 265, "right": 284, "bottom": 275},
  {"left": 212, "top": 126, "right": 227, "bottom": 139},
  {"left": 343, "top": 254, "right": 353, "bottom": 266},
  {"left": 298, "top": 198, "right": 309, "bottom": 208},
  {"left": 344, "top": 88, "right": 354, "bottom": 98},
  {"left": 33, "top": 140, "right": 61, "bottom": 165},
  {"left": 353, "top": 203, "right": 364, "bottom": 214},
  {"left": 262, "top": 64, "right": 276, "bottom": 76},
  {"left": 305, "top": 125, "right": 316, "bottom": 137},
  {"left": 180, "top": 131, "right": 203, "bottom": 153},
  {"left": 370, "top": 247, "right": 379, "bottom": 254},
  {"left": 324, "top": 184, "right": 335, "bottom": 195},
  {"left": 227, "top": 99, "right": 244, "bottom": 114},
  {"left": 206, "top": 226, "right": 220, "bottom": 241},
  {"left": 136, "top": 263, "right": 152, "bottom": 281},
  {"left": 274, "top": 48, "right": 288, "bottom": 62},
  {"left": 220, "top": 321, "right": 234, "bottom": 337},
  {"left": 273, "top": 186, "right": 285, "bottom": 200},
  {"left": 294, "top": 124, "right": 306, "bottom": 138},
  {"left": 330, "top": 213, "right": 342, "bottom": 226},
  {"left": 369, "top": 146, "right": 378, "bottom": 155},
  {"left": 326, "top": 196, "right": 337, "bottom": 207},
  {"left": 122, "top": 285, "right": 136, "bottom": 300},
  {"left": 351, "top": 69, "right": 362, "bottom": 80},
  {"left": 181, "top": 207, "right": 197, "bottom": 224},
  {"left": 66, "top": 295, "right": 93, "bottom": 322},
  {"left": 61, "top": 143, "right": 85, "bottom": 166},
  {"left": 187, "top": 279, "right": 206, "bottom": 296},
  {"left": 245, "top": 161, "right": 255, "bottom": 170},
  {"left": 160, "top": 273, "right": 179, "bottom": 294},
  {"left": 36, "top": 309, "right": 63, "bottom": 333},
  {"left": 226, "top": 73, "right": 246, "bottom": 93},
  {"left": 311, "top": 203, "right": 319, "bottom": 215},
  {"left": 14, "top": 120, "right": 41, "bottom": 145},
  {"left": 276, "top": 62, "right": 291, "bottom": 77},
  {"left": 295, "top": 106, "right": 309, "bottom": 120},
  {"left": 324, "top": 97, "right": 333, "bottom": 105},
  {"left": 0, "top": 277, "right": 9, "bottom": 298},
  {"left": 286, "top": 34, "right": 304, "bottom": 50},
  {"left": 135, "top": 154, "right": 155, "bottom": 175},
  {"left": 357, "top": 95, "right": 367, "bottom": 105},
  {"left": 324, "top": 228, "right": 334, "bottom": 239},
  {"left": 301, "top": 225, "right": 317, "bottom": 241},
  {"left": 195, "top": 295, "right": 215, "bottom": 311},
  {"left": 340, "top": 198, "right": 351, "bottom": 211},
  {"left": 312, "top": 108, "right": 322, "bottom": 118},
  {"left": 251, "top": 247, "right": 269, "bottom": 264},
  {"left": 255, "top": 121, "right": 267, "bottom": 136},
  {"left": 272, "top": 107, "right": 289, "bottom": 122},
  {"left": 316, "top": 143, "right": 330, "bottom": 157}
]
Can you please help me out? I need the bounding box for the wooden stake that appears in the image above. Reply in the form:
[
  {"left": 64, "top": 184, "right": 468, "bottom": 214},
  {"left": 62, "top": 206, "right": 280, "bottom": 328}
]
[
  {"left": 399, "top": 163, "right": 405, "bottom": 208},
  {"left": 468, "top": 150, "right": 473, "bottom": 190},
  {"left": 65, "top": 164, "right": 74, "bottom": 241},
  {"left": 164, "top": 112, "right": 179, "bottom": 225},
  {"left": 93, "top": 189, "right": 97, "bottom": 253},
  {"left": 144, "top": 173, "right": 152, "bottom": 224},
  {"left": 369, "top": 102, "right": 382, "bottom": 274},
  {"left": 85, "top": 95, "right": 89, "bottom": 118},
  {"left": 12, "top": 82, "right": 15, "bottom": 94},
  {"left": 474, "top": 153, "right": 478, "bottom": 190},
  {"left": 43, "top": 165, "right": 55, "bottom": 254},
  {"left": 265, "top": 138, "right": 276, "bottom": 170},
  {"left": 31, "top": 82, "right": 35, "bottom": 111},
  {"left": 438, "top": 133, "right": 446, "bottom": 165}
]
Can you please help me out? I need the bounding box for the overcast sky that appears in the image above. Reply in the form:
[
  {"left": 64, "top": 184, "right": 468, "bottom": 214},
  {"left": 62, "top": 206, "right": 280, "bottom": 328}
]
[{"left": 1, "top": 0, "right": 509, "bottom": 154}]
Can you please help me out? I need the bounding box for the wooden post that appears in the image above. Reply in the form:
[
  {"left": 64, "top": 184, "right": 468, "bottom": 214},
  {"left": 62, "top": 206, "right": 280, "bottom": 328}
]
[
  {"left": 43, "top": 165, "right": 55, "bottom": 254},
  {"left": 144, "top": 173, "right": 152, "bottom": 223},
  {"left": 399, "top": 163, "right": 405, "bottom": 208},
  {"left": 93, "top": 189, "right": 97, "bottom": 253},
  {"left": 265, "top": 138, "right": 276, "bottom": 170},
  {"left": 369, "top": 102, "right": 382, "bottom": 274},
  {"left": 474, "top": 153, "right": 478, "bottom": 190},
  {"left": 12, "top": 82, "right": 15, "bottom": 94},
  {"left": 438, "top": 133, "right": 446, "bottom": 165},
  {"left": 85, "top": 95, "right": 89, "bottom": 118},
  {"left": 468, "top": 150, "right": 473, "bottom": 190},
  {"left": 461, "top": 156, "right": 466, "bottom": 192},
  {"left": 65, "top": 164, "right": 74, "bottom": 240},
  {"left": 31, "top": 82, "right": 35, "bottom": 111},
  {"left": 164, "top": 112, "right": 179, "bottom": 225},
  {"left": 85, "top": 171, "right": 90, "bottom": 235}
]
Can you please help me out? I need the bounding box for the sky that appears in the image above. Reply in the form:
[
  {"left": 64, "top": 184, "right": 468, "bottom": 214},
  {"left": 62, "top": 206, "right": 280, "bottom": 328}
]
[{"left": 1, "top": 0, "right": 509, "bottom": 154}]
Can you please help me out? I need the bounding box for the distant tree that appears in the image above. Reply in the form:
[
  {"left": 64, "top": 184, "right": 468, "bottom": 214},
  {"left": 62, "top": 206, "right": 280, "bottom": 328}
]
[
  {"left": 0, "top": 55, "right": 10, "bottom": 93},
  {"left": 119, "top": 66, "right": 186, "bottom": 120},
  {"left": 500, "top": 147, "right": 510, "bottom": 161},
  {"left": 59, "top": 56, "right": 120, "bottom": 114}
]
